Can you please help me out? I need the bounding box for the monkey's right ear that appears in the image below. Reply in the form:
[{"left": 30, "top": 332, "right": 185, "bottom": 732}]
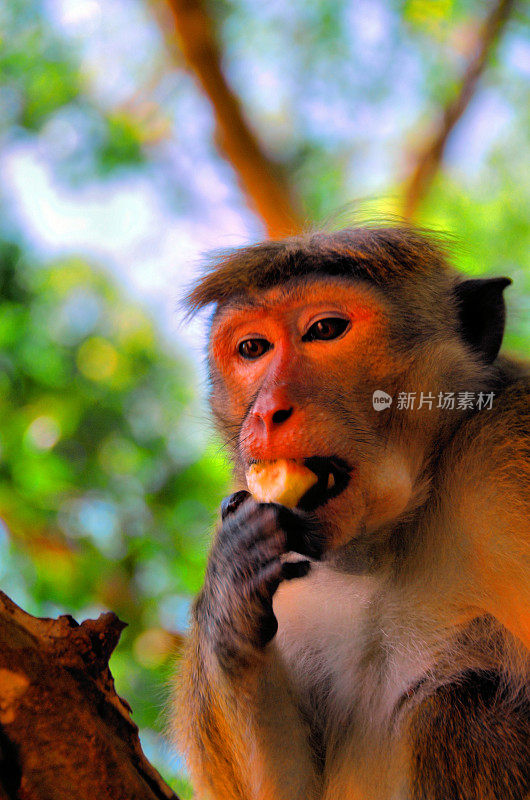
[{"left": 454, "top": 277, "right": 512, "bottom": 364}]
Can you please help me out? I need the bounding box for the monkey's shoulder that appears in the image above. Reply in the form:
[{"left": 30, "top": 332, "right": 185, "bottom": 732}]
[
  {"left": 448, "top": 370, "right": 529, "bottom": 479},
  {"left": 491, "top": 362, "right": 530, "bottom": 427}
]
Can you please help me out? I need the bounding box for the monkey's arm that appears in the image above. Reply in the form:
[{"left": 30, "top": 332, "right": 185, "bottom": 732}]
[
  {"left": 174, "top": 497, "right": 322, "bottom": 800},
  {"left": 176, "top": 627, "right": 320, "bottom": 800}
]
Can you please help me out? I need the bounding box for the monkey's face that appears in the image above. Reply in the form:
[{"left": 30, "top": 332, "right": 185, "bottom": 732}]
[{"left": 209, "top": 277, "right": 446, "bottom": 547}]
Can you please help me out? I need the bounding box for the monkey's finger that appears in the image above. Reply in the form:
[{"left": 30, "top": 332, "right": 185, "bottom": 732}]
[
  {"left": 221, "top": 490, "right": 251, "bottom": 520},
  {"left": 246, "top": 532, "right": 287, "bottom": 565},
  {"left": 257, "top": 605, "right": 278, "bottom": 646},
  {"left": 248, "top": 558, "right": 283, "bottom": 599},
  {"left": 277, "top": 507, "right": 326, "bottom": 559},
  {"left": 281, "top": 561, "right": 311, "bottom": 581}
]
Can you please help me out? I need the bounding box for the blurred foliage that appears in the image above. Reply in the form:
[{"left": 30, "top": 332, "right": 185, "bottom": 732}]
[
  {"left": 0, "top": 0, "right": 145, "bottom": 179},
  {"left": 0, "top": 0, "right": 528, "bottom": 794},
  {"left": 0, "top": 235, "right": 229, "bottom": 792},
  {"left": 216, "top": 0, "right": 530, "bottom": 227}
]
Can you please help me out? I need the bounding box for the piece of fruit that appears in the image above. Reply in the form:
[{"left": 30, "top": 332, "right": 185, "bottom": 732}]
[{"left": 246, "top": 459, "right": 318, "bottom": 507}]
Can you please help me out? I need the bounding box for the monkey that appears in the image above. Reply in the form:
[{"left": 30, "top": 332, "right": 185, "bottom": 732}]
[{"left": 172, "top": 226, "right": 529, "bottom": 800}]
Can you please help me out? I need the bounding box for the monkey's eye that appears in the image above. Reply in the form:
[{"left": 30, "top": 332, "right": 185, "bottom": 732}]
[
  {"left": 238, "top": 338, "right": 271, "bottom": 360},
  {"left": 302, "top": 317, "right": 350, "bottom": 342}
]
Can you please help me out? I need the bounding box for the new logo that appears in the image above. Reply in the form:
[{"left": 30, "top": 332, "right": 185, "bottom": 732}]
[{"left": 372, "top": 390, "right": 392, "bottom": 411}]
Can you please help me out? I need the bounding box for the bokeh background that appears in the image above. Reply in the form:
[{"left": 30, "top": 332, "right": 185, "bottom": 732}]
[{"left": 0, "top": 0, "right": 528, "bottom": 794}]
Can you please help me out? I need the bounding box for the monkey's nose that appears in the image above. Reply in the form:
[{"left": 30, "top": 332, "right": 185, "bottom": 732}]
[
  {"left": 252, "top": 404, "right": 294, "bottom": 434},
  {"left": 250, "top": 385, "right": 295, "bottom": 434},
  {"left": 271, "top": 407, "right": 293, "bottom": 425},
  {"left": 249, "top": 383, "right": 296, "bottom": 438}
]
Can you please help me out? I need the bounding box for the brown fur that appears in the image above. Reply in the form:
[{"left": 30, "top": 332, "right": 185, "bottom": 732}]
[
  {"left": 174, "top": 227, "right": 529, "bottom": 800},
  {"left": 409, "top": 670, "right": 529, "bottom": 800},
  {"left": 185, "top": 226, "right": 453, "bottom": 311}
]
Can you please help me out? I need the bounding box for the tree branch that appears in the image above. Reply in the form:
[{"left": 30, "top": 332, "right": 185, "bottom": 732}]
[
  {"left": 159, "top": 0, "right": 303, "bottom": 237},
  {"left": 0, "top": 591, "right": 180, "bottom": 800},
  {"left": 402, "top": 0, "right": 515, "bottom": 219}
]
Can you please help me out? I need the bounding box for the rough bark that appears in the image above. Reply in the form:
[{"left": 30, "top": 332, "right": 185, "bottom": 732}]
[
  {"left": 160, "top": 0, "right": 303, "bottom": 238},
  {"left": 0, "top": 591, "right": 180, "bottom": 800},
  {"left": 402, "top": 0, "right": 515, "bottom": 219}
]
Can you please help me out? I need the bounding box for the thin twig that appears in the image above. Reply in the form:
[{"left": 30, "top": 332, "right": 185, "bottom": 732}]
[
  {"left": 160, "top": 0, "right": 303, "bottom": 237},
  {"left": 402, "top": 0, "right": 515, "bottom": 219}
]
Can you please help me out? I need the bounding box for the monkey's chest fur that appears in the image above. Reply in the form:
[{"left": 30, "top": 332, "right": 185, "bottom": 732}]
[
  {"left": 271, "top": 564, "right": 420, "bottom": 796},
  {"left": 271, "top": 562, "right": 525, "bottom": 800},
  {"left": 274, "top": 563, "right": 433, "bottom": 719}
]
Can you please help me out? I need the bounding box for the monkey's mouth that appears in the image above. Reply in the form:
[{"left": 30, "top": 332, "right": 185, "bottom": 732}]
[{"left": 298, "top": 456, "right": 351, "bottom": 511}]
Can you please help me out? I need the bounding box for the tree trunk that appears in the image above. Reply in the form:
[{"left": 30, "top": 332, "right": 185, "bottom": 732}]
[{"left": 0, "top": 591, "right": 180, "bottom": 800}]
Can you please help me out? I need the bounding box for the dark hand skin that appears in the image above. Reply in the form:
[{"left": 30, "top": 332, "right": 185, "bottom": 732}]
[{"left": 195, "top": 491, "right": 325, "bottom": 674}]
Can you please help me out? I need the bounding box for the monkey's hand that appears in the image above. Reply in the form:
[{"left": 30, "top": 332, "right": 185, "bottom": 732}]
[{"left": 195, "top": 491, "right": 324, "bottom": 674}]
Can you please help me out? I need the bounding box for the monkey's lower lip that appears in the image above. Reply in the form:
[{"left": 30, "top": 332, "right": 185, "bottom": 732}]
[{"left": 299, "top": 456, "right": 351, "bottom": 511}]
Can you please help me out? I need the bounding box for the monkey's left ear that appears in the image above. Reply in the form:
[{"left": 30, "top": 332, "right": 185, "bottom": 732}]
[{"left": 453, "top": 277, "right": 512, "bottom": 363}]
